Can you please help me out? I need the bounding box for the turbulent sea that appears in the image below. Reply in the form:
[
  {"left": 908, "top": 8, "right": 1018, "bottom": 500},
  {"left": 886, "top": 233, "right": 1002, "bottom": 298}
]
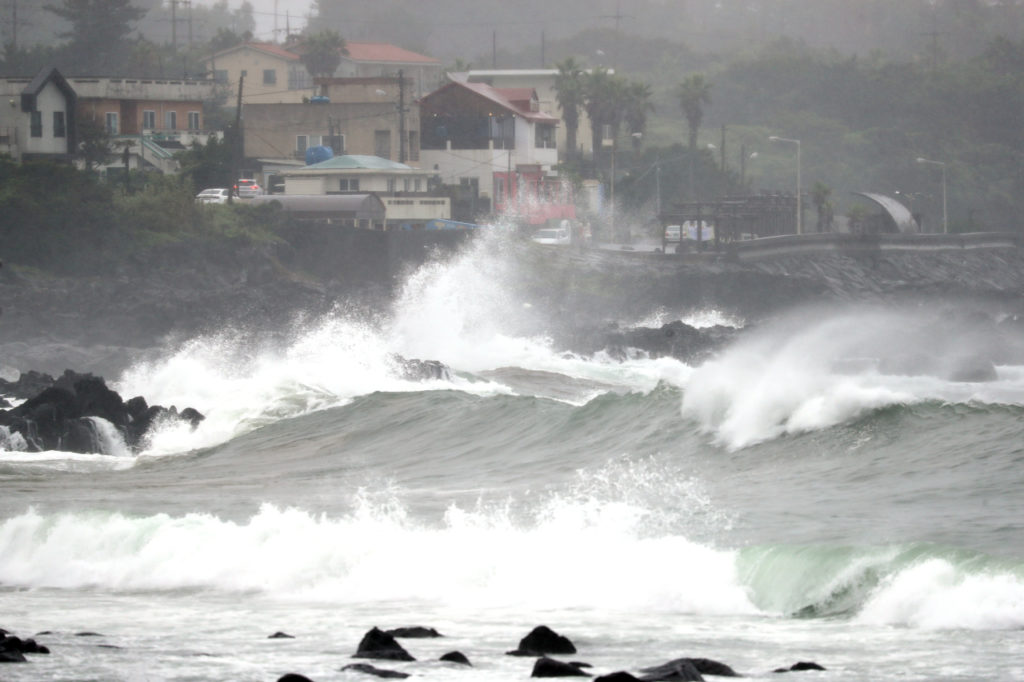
[{"left": 2, "top": 234, "right": 1024, "bottom": 681}]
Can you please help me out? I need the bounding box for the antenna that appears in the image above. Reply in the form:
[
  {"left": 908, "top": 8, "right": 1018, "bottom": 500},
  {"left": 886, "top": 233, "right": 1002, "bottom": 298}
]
[{"left": 598, "top": 0, "right": 634, "bottom": 70}]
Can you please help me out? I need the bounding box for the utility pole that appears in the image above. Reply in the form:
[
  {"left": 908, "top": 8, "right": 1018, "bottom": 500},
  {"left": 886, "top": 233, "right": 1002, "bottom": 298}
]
[
  {"left": 228, "top": 74, "right": 244, "bottom": 204},
  {"left": 397, "top": 69, "right": 406, "bottom": 163},
  {"left": 170, "top": 0, "right": 177, "bottom": 52},
  {"left": 186, "top": 0, "right": 192, "bottom": 48},
  {"left": 10, "top": 0, "right": 16, "bottom": 52},
  {"left": 492, "top": 30, "right": 497, "bottom": 68}
]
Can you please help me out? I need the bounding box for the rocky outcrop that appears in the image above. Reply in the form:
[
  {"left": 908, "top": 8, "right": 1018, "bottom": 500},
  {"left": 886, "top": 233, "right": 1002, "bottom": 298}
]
[
  {"left": 352, "top": 627, "right": 415, "bottom": 662},
  {"left": 507, "top": 625, "right": 577, "bottom": 657},
  {"left": 0, "top": 370, "right": 203, "bottom": 454},
  {"left": 531, "top": 656, "right": 591, "bottom": 677}
]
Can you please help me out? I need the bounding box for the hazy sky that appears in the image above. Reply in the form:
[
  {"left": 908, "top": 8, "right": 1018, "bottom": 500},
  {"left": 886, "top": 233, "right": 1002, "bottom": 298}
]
[{"left": 195, "top": 0, "right": 314, "bottom": 41}]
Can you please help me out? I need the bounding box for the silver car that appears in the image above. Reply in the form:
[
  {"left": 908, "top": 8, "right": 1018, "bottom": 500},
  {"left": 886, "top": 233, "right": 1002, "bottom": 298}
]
[{"left": 195, "top": 188, "right": 230, "bottom": 204}]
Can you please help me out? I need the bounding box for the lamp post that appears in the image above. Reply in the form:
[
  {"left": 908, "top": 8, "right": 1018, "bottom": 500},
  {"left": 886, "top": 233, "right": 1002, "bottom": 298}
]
[
  {"left": 916, "top": 157, "right": 947, "bottom": 234},
  {"left": 770, "top": 136, "right": 801, "bottom": 235}
]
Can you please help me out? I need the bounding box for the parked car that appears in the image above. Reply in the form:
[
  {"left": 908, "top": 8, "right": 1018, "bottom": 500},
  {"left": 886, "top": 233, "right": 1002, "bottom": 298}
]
[
  {"left": 531, "top": 226, "right": 571, "bottom": 245},
  {"left": 664, "top": 224, "right": 681, "bottom": 242},
  {"left": 195, "top": 188, "right": 230, "bottom": 204},
  {"left": 234, "top": 178, "right": 263, "bottom": 198}
]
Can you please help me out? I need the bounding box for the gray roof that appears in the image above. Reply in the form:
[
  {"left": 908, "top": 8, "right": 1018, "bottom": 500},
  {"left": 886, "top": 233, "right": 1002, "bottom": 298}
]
[
  {"left": 853, "top": 192, "right": 919, "bottom": 233},
  {"left": 249, "top": 193, "right": 386, "bottom": 220}
]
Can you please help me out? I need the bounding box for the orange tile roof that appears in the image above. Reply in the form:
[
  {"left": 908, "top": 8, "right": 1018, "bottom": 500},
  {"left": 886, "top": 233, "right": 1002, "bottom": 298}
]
[{"left": 343, "top": 42, "right": 439, "bottom": 65}]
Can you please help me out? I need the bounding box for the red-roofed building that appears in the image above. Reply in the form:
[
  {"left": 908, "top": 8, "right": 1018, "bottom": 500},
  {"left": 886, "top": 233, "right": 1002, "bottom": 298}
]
[
  {"left": 419, "top": 80, "right": 573, "bottom": 226},
  {"left": 337, "top": 42, "right": 442, "bottom": 97},
  {"left": 205, "top": 42, "right": 314, "bottom": 104}
]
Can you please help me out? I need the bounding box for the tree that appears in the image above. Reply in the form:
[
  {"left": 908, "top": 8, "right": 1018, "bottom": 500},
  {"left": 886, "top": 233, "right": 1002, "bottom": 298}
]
[
  {"left": 583, "top": 67, "right": 629, "bottom": 162},
  {"left": 811, "top": 181, "right": 833, "bottom": 232},
  {"left": 77, "top": 115, "right": 112, "bottom": 172},
  {"left": 44, "top": 0, "right": 146, "bottom": 75},
  {"left": 676, "top": 73, "right": 712, "bottom": 152},
  {"left": 624, "top": 81, "right": 655, "bottom": 150},
  {"left": 299, "top": 30, "right": 347, "bottom": 79},
  {"left": 554, "top": 57, "right": 585, "bottom": 161}
]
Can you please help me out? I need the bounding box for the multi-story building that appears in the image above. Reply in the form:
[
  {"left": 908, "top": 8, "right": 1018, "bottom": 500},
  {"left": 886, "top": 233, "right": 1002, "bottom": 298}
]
[
  {"left": 205, "top": 42, "right": 312, "bottom": 105},
  {"left": 337, "top": 42, "right": 442, "bottom": 98}
]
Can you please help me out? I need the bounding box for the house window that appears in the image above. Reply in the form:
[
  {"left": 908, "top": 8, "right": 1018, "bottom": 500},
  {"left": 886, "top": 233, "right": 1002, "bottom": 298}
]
[
  {"left": 339, "top": 178, "right": 359, "bottom": 191},
  {"left": 165, "top": 111, "right": 177, "bottom": 130},
  {"left": 105, "top": 112, "right": 119, "bottom": 134},
  {"left": 296, "top": 135, "right": 308, "bottom": 153},
  {"left": 53, "top": 111, "right": 65, "bottom": 138},
  {"left": 407, "top": 130, "right": 419, "bottom": 161},
  {"left": 325, "top": 134, "right": 344, "bottom": 154},
  {"left": 187, "top": 111, "right": 200, "bottom": 130},
  {"left": 30, "top": 111, "right": 42, "bottom": 137},
  {"left": 535, "top": 124, "right": 555, "bottom": 149},
  {"left": 263, "top": 69, "right": 276, "bottom": 85},
  {"left": 495, "top": 177, "right": 504, "bottom": 203},
  {"left": 403, "top": 178, "right": 411, "bottom": 192},
  {"left": 414, "top": 178, "right": 422, "bottom": 192},
  {"left": 374, "top": 129, "right": 391, "bottom": 159},
  {"left": 142, "top": 110, "right": 156, "bottom": 129},
  {"left": 387, "top": 178, "right": 396, "bottom": 193},
  {"left": 214, "top": 69, "right": 228, "bottom": 83}
]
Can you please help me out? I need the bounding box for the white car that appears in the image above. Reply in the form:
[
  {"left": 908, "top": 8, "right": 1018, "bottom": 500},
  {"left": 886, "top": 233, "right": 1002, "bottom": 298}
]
[
  {"left": 531, "top": 227, "right": 571, "bottom": 245},
  {"left": 195, "top": 188, "right": 230, "bottom": 204}
]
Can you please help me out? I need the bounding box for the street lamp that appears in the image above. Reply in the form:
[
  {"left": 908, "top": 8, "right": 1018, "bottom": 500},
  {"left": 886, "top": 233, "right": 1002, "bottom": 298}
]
[
  {"left": 770, "top": 136, "right": 801, "bottom": 234},
  {"left": 916, "top": 157, "right": 947, "bottom": 234}
]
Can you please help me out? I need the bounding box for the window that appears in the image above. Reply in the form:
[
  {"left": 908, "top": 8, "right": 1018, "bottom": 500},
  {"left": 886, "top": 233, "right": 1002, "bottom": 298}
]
[
  {"left": 241, "top": 69, "right": 248, "bottom": 78},
  {"left": 187, "top": 111, "right": 200, "bottom": 130},
  {"left": 535, "top": 124, "right": 555, "bottom": 149},
  {"left": 403, "top": 178, "right": 411, "bottom": 192},
  {"left": 495, "top": 177, "right": 504, "bottom": 203},
  {"left": 53, "top": 111, "right": 65, "bottom": 138},
  {"left": 339, "top": 178, "right": 360, "bottom": 192},
  {"left": 105, "top": 112, "right": 119, "bottom": 134},
  {"left": 263, "top": 69, "right": 276, "bottom": 85},
  {"left": 142, "top": 110, "right": 156, "bottom": 129},
  {"left": 325, "top": 134, "right": 344, "bottom": 154},
  {"left": 214, "top": 69, "right": 228, "bottom": 83},
  {"left": 387, "top": 178, "right": 396, "bottom": 193},
  {"left": 414, "top": 178, "right": 422, "bottom": 192},
  {"left": 296, "top": 135, "right": 308, "bottom": 153},
  {"left": 374, "top": 129, "right": 391, "bottom": 159},
  {"left": 165, "top": 111, "right": 177, "bottom": 130},
  {"left": 30, "top": 111, "right": 42, "bottom": 137}
]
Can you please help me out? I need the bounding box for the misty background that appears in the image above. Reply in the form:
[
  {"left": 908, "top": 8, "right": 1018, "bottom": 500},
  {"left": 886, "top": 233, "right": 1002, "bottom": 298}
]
[{"left": 2, "top": 0, "right": 1022, "bottom": 232}]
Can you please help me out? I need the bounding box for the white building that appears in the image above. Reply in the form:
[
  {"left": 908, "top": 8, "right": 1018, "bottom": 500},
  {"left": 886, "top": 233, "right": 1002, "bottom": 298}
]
[
  {"left": 281, "top": 154, "right": 449, "bottom": 229},
  {"left": 0, "top": 67, "right": 77, "bottom": 162}
]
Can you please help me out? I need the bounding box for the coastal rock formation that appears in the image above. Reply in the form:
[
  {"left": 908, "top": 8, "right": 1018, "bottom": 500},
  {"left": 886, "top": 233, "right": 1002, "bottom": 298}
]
[
  {"left": 352, "top": 627, "right": 415, "bottom": 661},
  {"left": 341, "top": 662, "right": 410, "bottom": 678},
  {"left": 385, "top": 626, "right": 442, "bottom": 638},
  {"left": 507, "top": 625, "right": 577, "bottom": 656},
  {"left": 439, "top": 651, "right": 471, "bottom": 665},
  {"left": 0, "top": 370, "right": 203, "bottom": 454},
  {"left": 531, "top": 656, "right": 591, "bottom": 677}
]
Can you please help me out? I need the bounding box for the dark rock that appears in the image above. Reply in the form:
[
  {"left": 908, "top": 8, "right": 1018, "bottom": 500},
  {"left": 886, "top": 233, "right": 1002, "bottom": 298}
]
[
  {"left": 0, "top": 632, "right": 49, "bottom": 659},
  {"left": 595, "top": 674, "right": 643, "bottom": 682},
  {"left": 773, "top": 661, "right": 826, "bottom": 673},
  {"left": 353, "top": 627, "right": 415, "bottom": 661},
  {"left": 686, "top": 658, "right": 739, "bottom": 677},
  {"left": 0, "top": 649, "right": 27, "bottom": 663},
  {"left": 385, "top": 626, "right": 442, "bottom": 638},
  {"left": 531, "top": 656, "right": 591, "bottom": 677},
  {"left": 507, "top": 625, "right": 577, "bottom": 656},
  {"left": 0, "top": 370, "right": 55, "bottom": 400},
  {"left": 638, "top": 657, "right": 705, "bottom": 681},
  {"left": 439, "top": 650, "right": 471, "bottom": 666},
  {"left": 277, "top": 675, "right": 315, "bottom": 682},
  {"left": 268, "top": 631, "right": 295, "bottom": 639},
  {"left": 392, "top": 355, "right": 452, "bottom": 381},
  {"left": 341, "top": 662, "right": 410, "bottom": 678}
]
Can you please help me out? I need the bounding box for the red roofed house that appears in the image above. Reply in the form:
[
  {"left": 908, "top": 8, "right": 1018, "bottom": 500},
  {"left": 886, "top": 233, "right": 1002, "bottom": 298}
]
[
  {"left": 204, "top": 42, "right": 313, "bottom": 104},
  {"left": 419, "top": 79, "right": 573, "bottom": 226},
  {"left": 336, "top": 42, "right": 442, "bottom": 98}
]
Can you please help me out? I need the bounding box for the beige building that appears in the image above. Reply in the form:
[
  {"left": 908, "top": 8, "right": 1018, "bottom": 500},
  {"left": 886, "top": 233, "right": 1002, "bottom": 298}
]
[
  {"left": 0, "top": 67, "right": 77, "bottom": 162},
  {"left": 282, "top": 155, "right": 449, "bottom": 228},
  {"left": 205, "top": 42, "right": 313, "bottom": 104},
  {"left": 338, "top": 43, "right": 443, "bottom": 98}
]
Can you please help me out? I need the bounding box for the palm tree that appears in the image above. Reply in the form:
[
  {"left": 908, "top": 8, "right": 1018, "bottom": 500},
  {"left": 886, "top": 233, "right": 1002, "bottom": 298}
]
[
  {"left": 624, "top": 81, "right": 654, "bottom": 150},
  {"left": 300, "top": 30, "right": 347, "bottom": 79},
  {"left": 676, "top": 73, "right": 712, "bottom": 152},
  {"left": 554, "top": 57, "right": 585, "bottom": 160},
  {"left": 677, "top": 73, "right": 711, "bottom": 198},
  {"left": 583, "top": 67, "right": 628, "bottom": 160}
]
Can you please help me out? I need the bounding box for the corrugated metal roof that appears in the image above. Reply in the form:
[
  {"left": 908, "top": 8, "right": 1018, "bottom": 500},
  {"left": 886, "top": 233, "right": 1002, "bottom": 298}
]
[{"left": 853, "top": 192, "right": 920, "bottom": 233}]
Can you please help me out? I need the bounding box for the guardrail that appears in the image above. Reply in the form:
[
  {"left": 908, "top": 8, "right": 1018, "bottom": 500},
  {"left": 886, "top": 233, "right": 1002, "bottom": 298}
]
[{"left": 727, "top": 232, "right": 1020, "bottom": 261}]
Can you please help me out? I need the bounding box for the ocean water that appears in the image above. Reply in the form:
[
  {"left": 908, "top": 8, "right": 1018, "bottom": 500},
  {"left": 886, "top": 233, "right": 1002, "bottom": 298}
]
[{"left": 2, "top": 231, "right": 1024, "bottom": 681}]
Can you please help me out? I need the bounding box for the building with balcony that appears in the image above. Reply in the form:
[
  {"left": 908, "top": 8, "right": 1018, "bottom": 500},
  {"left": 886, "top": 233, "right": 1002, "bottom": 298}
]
[
  {"left": 205, "top": 42, "right": 312, "bottom": 104},
  {"left": 419, "top": 79, "right": 572, "bottom": 225},
  {"left": 337, "top": 42, "right": 442, "bottom": 98}
]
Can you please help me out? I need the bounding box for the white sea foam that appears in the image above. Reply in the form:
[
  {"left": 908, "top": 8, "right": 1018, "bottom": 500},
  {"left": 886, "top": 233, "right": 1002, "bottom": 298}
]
[
  {"left": 0, "top": 495, "right": 755, "bottom": 616},
  {"left": 856, "top": 558, "right": 1024, "bottom": 630},
  {"left": 681, "top": 305, "right": 1024, "bottom": 449}
]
